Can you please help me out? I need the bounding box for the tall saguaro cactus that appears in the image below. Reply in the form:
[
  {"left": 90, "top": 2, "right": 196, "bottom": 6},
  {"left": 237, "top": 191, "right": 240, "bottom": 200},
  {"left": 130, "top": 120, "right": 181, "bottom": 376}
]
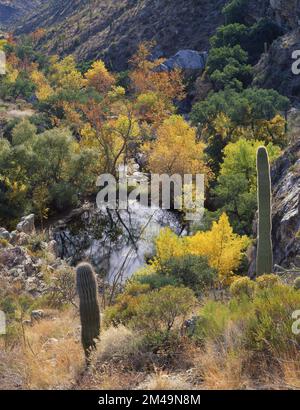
[
  {"left": 256, "top": 147, "right": 273, "bottom": 276},
  {"left": 76, "top": 262, "right": 100, "bottom": 362}
]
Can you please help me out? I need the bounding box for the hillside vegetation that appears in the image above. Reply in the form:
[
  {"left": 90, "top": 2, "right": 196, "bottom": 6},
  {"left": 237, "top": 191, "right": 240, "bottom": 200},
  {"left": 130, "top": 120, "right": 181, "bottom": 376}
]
[{"left": 14, "top": 0, "right": 227, "bottom": 70}]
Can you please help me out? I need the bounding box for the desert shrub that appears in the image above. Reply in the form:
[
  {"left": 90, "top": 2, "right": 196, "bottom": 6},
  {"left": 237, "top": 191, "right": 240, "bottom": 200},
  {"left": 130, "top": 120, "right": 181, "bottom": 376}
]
[
  {"left": 193, "top": 283, "right": 300, "bottom": 357},
  {"left": 193, "top": 295, "right": 252, "bottom": 344},
  {"left": 256, "top": 274, "right": 281, "bottom": 289},
  {"left": 105, "top": 285, "right": 196, "bottom": 347},
  {"left": 132, "top": 286, "right": 196, "bottom": 336},
  {"left": 0, "top": 238, "right": 9, "bottom": 248},
  {"left": 94, "top": 326, "right": 143, "bottom": 364},
  {"left": 230, "top": 277, "right": 256, "bottom": 298},
  {"left": 244, "top": 285, "right": 300, "bottom": 354},
  {"left": 156, "top": 255, "right": 217, "bottom": 295},
  {"left": 48, "top": 268, "right": 76, "bottom": 308},
  {"left": 136, "top": 273, "right": 178, "bottom": 290},
  {"left": 104, "top": 283, "right": 151, "bottom": 327},
  {"left": 26, "top": 233, "right": 48, "bottom": 253}
]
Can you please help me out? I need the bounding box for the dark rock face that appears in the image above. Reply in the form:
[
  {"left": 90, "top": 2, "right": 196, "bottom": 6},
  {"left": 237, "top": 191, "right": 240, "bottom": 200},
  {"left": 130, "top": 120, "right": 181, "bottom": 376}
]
[
  {"left": 0, "top": 1, "right": 41, "bottom": 27},
  {"left": 242, "top": 0, "right": 300, "bottom": 101},
  {"left": 271, "top": 140, "right": 300, "bottom": 269},
  {"left": 0, "top": 4, "right": 15, "bottom": 26},
  {"left": 248, "top": 141, "right": 300, "bottom": 276},
  {"left": 253, "top": 30, "right": 300, "bottom": 102},
  {"left": 15, "top": 0, "right": 226, "bottom": 71},
  {"left": 269, "top": 0, "right": 300, "bottom": 31}
]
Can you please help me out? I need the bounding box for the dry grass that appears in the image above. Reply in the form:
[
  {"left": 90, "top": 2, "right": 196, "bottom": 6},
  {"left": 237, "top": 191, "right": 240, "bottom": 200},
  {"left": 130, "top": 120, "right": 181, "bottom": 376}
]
[
  {"left": 0, "top": 308, "right": 84, "bottom": 390},
  {"left": 94, "top": 326, "right": 141, "bottom": 363},
  {"left": 1, "top": 306, "right": 299, "bottom": 390},
  {"left": 138, "top": 370, "right": 194, "bottom": 390},
  {"left": 279, "top": 350, "right": 300, "bottom": 390},
  {"left": 194, "top": 341, "right": 250, "bottom": 390},
  {"left": 0, "top": 347, "right": 27, "bottom": 390},
  {"left": 24, "top": 308, "right": 84, "bottom": 389}
]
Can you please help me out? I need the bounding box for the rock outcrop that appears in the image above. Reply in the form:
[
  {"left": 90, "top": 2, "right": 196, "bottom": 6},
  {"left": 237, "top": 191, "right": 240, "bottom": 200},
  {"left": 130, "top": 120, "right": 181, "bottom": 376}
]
[
  {"left": 253, "top": 30, "right": 300, "bottom": 102},
  {"left": 271, "top": 140, "right": 300, "bottom": 269},
  {"left": 0, "top": 214, "right": 69, "bottom": 296},
  {"left": 0, "top": 0, "right": 41, "bottom": 27}
]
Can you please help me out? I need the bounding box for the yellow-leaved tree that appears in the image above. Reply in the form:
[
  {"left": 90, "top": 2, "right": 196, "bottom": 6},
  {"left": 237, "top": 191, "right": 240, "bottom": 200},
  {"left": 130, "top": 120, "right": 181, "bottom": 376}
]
[
  {"left": 31, "top": 70, "right": 54, "bottom": 101},
  {"left": 143, "top": 115, "right": 212, "bottom": 178},
  {"left": 85, "top": 60, "right": 116, "bottom": 94},
  {"left": 152, "top": 213, "right": 249, "bottom": 284}
]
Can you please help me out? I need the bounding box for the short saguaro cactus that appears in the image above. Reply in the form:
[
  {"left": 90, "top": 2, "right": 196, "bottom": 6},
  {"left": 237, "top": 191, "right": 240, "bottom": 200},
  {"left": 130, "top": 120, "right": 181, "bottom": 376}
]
[{"left": 76, "top": 262, "right": 100, "bottom": 362}]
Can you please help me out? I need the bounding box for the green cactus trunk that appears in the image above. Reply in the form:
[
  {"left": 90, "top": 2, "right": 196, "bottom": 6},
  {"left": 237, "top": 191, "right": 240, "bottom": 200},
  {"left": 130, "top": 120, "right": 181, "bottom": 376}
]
[
  {"left": 76, "top": 262, "right": 100, "bottom": 362},
  {"left": 256, "top": 147, "right": 273, "bottom": 276}
]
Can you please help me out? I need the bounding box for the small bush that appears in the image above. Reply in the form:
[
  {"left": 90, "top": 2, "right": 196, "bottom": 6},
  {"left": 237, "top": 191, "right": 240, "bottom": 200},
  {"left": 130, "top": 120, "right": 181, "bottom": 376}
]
[
  {"left": 256, "top": 274, "right": 281, "bottom": 289},
  {"left": 136, "top": 273, "right": 178, "bottom": 290},
  {"left": 132, "top": 286, "right": 196, "bottom": 336},
  {"left": 104, "top": 283, "right": 151, "bottom": 327},
  {"left": 244, "top": 284, "right": 300, "bottom": 354},
  {"left": 0, "top": 238, "right": 9, "bottom": 247},
  {"left": 156, "top": 255, "right": 217, "bottom": 295},
  {"left": 48, "top": 268, "right": 76, "bottom": 308},
  {"left": 94, "top": 326, "right": 143, "bottom": 364},
  {"left": 230, "top": 277, "right": 256, "bottom": 298}
]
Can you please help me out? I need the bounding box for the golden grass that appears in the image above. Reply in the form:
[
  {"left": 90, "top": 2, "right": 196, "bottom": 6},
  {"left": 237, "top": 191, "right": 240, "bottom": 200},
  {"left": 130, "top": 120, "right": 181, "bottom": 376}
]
[
  {"left": 23, "top": 308, "right": 84, "bottom": 389},
  {"left": 3, "top": 311, "right": 84, "bottom": 389},
  {"left": 1, "top": 306, "right": 299, "bottom": 390},
  {"left": 138, "top": 370, "right": 194, "bottom": 390}
]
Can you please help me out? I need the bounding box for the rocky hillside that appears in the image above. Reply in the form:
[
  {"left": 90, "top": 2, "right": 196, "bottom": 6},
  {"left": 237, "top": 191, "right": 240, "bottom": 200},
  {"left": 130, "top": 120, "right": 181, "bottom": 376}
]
[
  {"left": 8, "top": 0, "right": 300, "bottom": 100},
  {"left": 249, "top": 0, "right": 300, "bottom": 101},
  {"left": 14, "top": 0, "right": 227, "bottom": 70},
  {"left": 0, "top": 0, "right": 41, "bottom": 27}
]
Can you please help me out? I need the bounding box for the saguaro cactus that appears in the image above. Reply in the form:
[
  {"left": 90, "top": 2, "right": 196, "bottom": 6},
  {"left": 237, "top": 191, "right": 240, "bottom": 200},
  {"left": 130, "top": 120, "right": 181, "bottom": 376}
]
[
  {"left": 76, "top": 262, "right": 100, "bottom": 361},
  {"left": 256, "top": 147, "right": 273, "bottom": 276}
]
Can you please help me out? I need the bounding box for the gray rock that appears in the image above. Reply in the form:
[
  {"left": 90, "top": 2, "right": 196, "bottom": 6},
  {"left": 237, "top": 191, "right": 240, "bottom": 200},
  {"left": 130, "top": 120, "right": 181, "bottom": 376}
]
[
  {"left": 31, "top": 309, "right": 44, "bottom": 321},
  {"left": 0, "top": 228, "right": 11, "bottom": 241},
  {"left": 16, "top": 232, "right": 30, "bottom": 246},
  {"left": 157, "top": 49, "right": 208, "bottom": 73},
  {"left": 10, "top": 231, "right": 18, "bottom": 244},
  {"left": 16, "top": 214, "right": 35, "bottom": 235},
  {"left": 47, "top": 240, "right": 58, "bottom": 256}
]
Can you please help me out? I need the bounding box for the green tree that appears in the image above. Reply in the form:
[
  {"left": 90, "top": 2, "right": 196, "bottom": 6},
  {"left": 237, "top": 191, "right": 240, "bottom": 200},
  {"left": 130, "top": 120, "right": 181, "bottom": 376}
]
[
  {"left": 213, "top": 139, "right": 281, "bottom": 235},
  {"left": 207, "top": 45, "right": 252, "bottom": 90}
]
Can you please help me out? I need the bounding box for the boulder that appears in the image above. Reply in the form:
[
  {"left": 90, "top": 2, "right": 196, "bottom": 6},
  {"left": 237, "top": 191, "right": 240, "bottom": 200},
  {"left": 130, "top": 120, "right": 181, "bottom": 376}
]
[
  {"left": 157, "top": 49, "right": 208, "bottom": 73},
  {"left": 16, "top": 214, "right": 35, "bottom": 235},
  {"left": 0, "top": 228, "right": 10, "bottom": 241}
]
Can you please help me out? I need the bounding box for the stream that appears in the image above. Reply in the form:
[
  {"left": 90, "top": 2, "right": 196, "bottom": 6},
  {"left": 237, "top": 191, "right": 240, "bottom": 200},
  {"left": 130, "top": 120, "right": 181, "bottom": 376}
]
[{"left": 52, "top": 166, "right": 184, "bottom": 283}]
